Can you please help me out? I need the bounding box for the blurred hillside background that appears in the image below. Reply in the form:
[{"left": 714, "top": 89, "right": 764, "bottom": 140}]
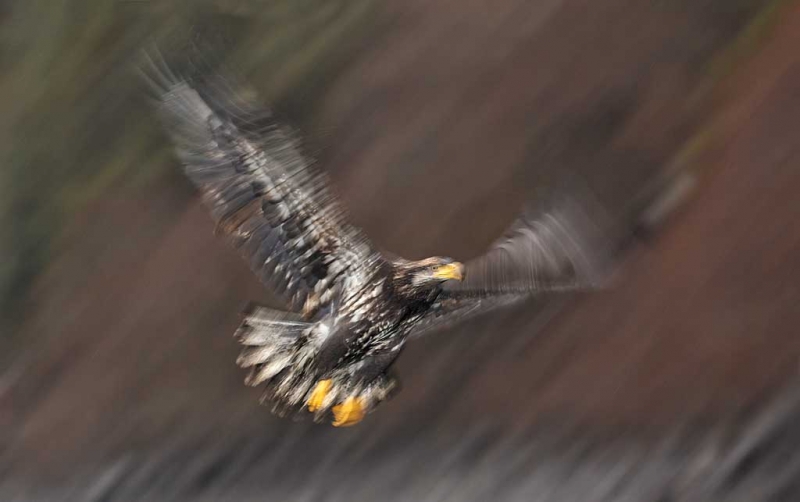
[{"left": 3, "top": 0, "right": 800, "bottom": 500}]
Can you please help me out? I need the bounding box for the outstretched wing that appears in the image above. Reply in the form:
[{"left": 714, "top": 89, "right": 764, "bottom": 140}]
[
  {"left": 410, "top": 190, "right": 618, "bottom": 338},
  {"left": 144, "top": 50, "right": 378, "bottom": 313}
]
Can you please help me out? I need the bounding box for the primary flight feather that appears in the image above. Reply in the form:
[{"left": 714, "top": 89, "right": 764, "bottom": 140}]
[{"left": 145, "top": 48, "right": 613, "bottom": 426}]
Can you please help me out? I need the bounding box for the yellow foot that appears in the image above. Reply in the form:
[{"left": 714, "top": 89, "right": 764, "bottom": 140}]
[
  {"left": 332, "top": 396, "right": 366, "bottom": 427},
  {"left": 307, "top": 379, "right": 332, "bottom": 412}
]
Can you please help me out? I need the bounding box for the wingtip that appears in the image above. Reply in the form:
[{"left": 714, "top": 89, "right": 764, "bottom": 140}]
[
  {"left": 535, "top": 176, "right": 628, "bottom": 289},
  {"left": 137, "top": 43, "right": 182, "bottom": 96}
]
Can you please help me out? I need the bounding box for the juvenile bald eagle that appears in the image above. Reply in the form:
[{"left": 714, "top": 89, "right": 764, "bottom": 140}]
[{"left": 145, "top": 51, "right": 612, "bottom": 427}]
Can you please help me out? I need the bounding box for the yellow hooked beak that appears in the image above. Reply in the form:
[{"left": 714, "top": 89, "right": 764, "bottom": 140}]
[{"left": 432, "top": 262, "right": 465, "bottom": 281}]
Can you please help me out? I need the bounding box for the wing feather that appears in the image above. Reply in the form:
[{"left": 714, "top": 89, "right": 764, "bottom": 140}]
[
  {"left": 453, "top": 191, "right": 614, "bottom": 295},
  {"left": 410, "top": 188, "right": 619, "bottom": 338},
  {"left": 145, "top": 49, "right": 376, "bottom": 313}
]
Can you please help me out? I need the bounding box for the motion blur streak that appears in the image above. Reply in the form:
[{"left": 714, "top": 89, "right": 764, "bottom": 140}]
[{"left": 2, "top": 0, "right": 800, "bottom": 500}]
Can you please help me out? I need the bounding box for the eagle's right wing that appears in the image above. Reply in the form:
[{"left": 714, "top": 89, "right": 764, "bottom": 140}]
[
  {"left": 144, "top": 51, "right": 378, "bottom": 314},
  {"left": 410, "top": 189, "right": 618, "bottom": 338}
]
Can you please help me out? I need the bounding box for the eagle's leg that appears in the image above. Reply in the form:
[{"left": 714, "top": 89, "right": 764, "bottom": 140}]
[
  {"left": 306, "top": 382, "right": 366, "bottom": 426},
  {"left": 332, "top": 397, "right": 365, "bottom": 427},
  {"left": 307, "top": 350, "right": 402, "bottom": 426},
  {"left": 307, "top": 379, "right": 332, "bottom": 412}
]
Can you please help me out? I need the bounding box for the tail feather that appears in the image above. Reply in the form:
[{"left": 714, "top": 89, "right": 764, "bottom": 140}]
[
  {"left": 234, "top": 305, "right": 310, "bottom": 387},
  {"left": 244, "top": 353, "right": 293, "bottom": 387},
  {"left": 234, "top": 305, "right": 308, "bottom": 346},
  {"left": 232, "top": 304, "right": 401, "bottom": 424}
]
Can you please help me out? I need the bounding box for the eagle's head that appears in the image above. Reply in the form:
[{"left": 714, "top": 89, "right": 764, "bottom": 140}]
[{"left": 395, "top": 256, "right": 465, "bottom": 289}]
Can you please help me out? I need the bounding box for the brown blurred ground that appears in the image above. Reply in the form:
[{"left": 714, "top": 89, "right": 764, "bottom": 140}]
[{"left": 3, "top": 0, "right": 800, "bottom": 499}]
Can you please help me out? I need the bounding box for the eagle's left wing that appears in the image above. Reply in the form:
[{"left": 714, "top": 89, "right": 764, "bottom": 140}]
[
  {"left": 409, "top": 191, "right": 618, "bottom": 338},
  {"left": 143, "top": 49, "right": 379, "bottom": 314}
]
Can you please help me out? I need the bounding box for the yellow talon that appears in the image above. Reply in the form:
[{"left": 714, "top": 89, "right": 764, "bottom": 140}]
[
  {"left": 307, "top": 379, "right": 332, "bottom": 412},
  {"left": 332, "top": 396, "right": 365, "bottom": 427}
]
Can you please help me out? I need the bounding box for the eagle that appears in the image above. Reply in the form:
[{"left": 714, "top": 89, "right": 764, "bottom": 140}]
[{"left": 144, "top": 49, "right": 613, "bottom": 427}]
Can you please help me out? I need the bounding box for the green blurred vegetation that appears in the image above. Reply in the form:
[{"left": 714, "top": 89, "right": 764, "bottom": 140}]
[
  {"left": 0, "top": 0, "right": 786, "bottom": 335},
  {"left": 669, "top": 0, "right": 789, "bottom": 170},
  {"left": 705, "top": 0, "right": 789, "bottom": 79},
  {"left": 0, "top": 0, "right": 380, "bottom": 332}
]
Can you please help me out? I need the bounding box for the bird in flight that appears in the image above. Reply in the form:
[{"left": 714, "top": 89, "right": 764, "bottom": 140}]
[{"left": 144, "top": 48, "right": 613, "bottom": 427}]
